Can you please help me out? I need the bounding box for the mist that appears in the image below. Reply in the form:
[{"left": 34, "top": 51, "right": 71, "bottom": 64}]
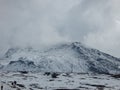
[{"left": 0, "top": 0, "right": 120, "bottom": 57}]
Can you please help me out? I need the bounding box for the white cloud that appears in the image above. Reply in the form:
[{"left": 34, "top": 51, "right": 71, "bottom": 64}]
[
  {"left": 0, "top": 0, "right": 79, "bottom": 57},
  {"left": 0, "top": 0, "right": 120, "bottom": 57},
  {"left": 82, "top": 0, "right": 120, "bottom": 57}
]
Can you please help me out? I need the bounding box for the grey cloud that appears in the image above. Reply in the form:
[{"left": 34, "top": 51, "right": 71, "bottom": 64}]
[
  {"left": 0, "top": 0, "right": 120, "bottom": 57},
  {"left": 0, "top": 0, "right": 79, "bottom": 57},
  {"left": 62, "top": 0, "right": 113, "bottom": 41}
]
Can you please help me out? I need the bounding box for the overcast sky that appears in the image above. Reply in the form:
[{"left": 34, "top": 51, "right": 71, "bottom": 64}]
[{"left": 0, "top": 0, "right": 120, "bottom": 57}]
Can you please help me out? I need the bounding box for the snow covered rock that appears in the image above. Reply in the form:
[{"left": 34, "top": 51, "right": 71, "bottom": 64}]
[
  {"left": 3, "top": 57, "right": 37, "bottom": 72},
  {"left": 1, "top": 42, "right": 120, "bottom": 74}
]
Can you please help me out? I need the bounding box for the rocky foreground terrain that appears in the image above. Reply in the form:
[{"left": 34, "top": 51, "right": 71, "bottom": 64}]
[{"left": 0, "top": 72, "right": 120, "bottom": 90}]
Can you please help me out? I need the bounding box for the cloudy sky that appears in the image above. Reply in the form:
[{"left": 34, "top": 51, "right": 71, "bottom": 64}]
[{"left": 0, "top": 0, "right": 120, "bottom": 57}]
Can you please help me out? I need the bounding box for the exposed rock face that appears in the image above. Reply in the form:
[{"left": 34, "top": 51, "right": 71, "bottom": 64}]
[{"left": 3, "top": 57, "right": 37, "bottom": 72}]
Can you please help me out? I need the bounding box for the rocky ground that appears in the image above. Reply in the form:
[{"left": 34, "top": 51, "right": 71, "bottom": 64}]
[{"left": 0, "top": 72, "right": 120, "bottom": 90}]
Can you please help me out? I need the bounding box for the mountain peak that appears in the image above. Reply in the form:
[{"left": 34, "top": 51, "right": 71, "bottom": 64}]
[{"left": 1, "top": 42, "right": 120, "bottom": 74}]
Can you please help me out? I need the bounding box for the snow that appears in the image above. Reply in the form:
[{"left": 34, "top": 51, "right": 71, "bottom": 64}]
[
  {"left": 0, "top": 42, "right": 120, "bottom": 89},
  {"left": 1, "top": 42, "right": 120, "bottom": 74},
  {"left": 0, "top": 72, "right": 120, "bottom": 90}
]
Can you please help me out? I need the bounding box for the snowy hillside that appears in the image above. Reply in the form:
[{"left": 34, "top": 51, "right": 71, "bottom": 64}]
[
  {"left": 1, "top": 42, "right": 120, "bottom": 74},
  {"left": 1, "top": 72, "right": 120, "bottom": 90}
]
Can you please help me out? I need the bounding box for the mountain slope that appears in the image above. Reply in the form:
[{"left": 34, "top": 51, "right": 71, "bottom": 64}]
[{"left": 1, "top": 42, "right": 120, "bottom": 74}]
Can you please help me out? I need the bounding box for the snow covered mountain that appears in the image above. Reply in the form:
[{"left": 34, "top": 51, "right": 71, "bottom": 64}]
[{"left": 1, "top": 42, "right": 120, "bottom": 74}]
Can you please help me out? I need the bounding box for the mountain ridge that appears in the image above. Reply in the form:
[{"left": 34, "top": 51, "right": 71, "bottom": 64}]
[{"left": 0, "top": 42, "right": 120, "bottom": 74}]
